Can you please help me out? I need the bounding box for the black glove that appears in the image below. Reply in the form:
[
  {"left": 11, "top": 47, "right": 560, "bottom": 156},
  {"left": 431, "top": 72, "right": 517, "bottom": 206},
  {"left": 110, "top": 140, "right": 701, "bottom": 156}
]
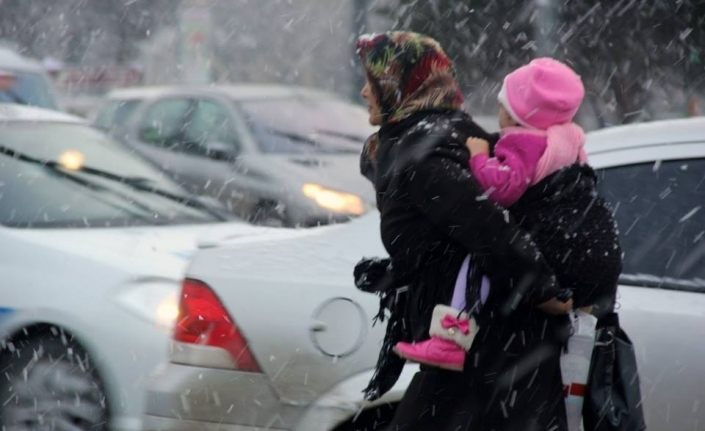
[{"left": 354, "top": 257, "right": 394, "bottom": 293}]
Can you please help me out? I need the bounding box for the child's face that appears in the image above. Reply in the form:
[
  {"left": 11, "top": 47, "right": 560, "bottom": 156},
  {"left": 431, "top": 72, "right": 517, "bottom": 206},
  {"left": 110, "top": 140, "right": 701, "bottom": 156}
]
[{"left": 499, "top": 105, "right": 518, "bottom": 129}]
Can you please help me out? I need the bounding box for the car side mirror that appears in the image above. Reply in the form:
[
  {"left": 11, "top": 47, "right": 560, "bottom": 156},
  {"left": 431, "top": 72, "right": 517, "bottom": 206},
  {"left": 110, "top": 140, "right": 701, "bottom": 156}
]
[{"left": 205, "top": 141, "right": 237, "bottom": 161}]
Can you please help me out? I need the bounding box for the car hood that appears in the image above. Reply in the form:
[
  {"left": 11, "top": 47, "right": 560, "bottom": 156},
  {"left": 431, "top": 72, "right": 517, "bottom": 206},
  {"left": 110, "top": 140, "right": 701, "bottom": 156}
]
[
  {"left": 2, "top": 222, "right": 272, "bottom": 278},
  {"left": 257, "top": 154, "right": 375, "bottom": 203}
]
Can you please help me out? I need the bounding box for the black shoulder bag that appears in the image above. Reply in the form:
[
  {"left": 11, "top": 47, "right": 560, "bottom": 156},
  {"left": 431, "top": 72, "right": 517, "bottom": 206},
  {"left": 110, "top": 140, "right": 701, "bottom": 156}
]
[{"left": 583, "top": 311, "right": 647, "bottom": 431}]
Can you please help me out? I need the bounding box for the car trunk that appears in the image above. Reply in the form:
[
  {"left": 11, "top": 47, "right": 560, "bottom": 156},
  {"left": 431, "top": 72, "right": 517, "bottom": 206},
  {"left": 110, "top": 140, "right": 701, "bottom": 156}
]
[{"left": 184, "top": 214, "right": 389, "bottom": 404}]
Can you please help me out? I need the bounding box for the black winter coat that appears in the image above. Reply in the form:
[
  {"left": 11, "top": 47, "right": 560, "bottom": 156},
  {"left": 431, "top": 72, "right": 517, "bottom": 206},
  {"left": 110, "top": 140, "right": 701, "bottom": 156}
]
[
  {"left": 511, "top": 164, "right": 622, "bottom": 312},
  {"left": 361, "top": 109, "right": 572, "bottom": 430}
]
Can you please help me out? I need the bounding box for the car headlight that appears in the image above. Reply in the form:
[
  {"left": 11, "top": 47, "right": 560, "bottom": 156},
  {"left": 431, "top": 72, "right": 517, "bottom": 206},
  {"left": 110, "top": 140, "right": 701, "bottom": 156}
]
[
  {"left": 114, "top": 282, "right": 179, "bottom": 329},
  {"left": 302, "top": 183, "right": 365, "bottom": 215},
  {"left": 58, "top": 149, "right": 85, "bottom": 171}
]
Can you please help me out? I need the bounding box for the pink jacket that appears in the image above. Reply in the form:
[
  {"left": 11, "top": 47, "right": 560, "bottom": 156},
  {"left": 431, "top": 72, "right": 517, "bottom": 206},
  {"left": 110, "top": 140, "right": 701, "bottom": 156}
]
[{"left": 469, "top": 123, "right": 587, "bottom": 207}]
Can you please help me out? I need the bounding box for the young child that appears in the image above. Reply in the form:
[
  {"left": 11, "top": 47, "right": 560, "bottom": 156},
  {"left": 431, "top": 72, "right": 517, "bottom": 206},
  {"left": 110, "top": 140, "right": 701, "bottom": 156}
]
[{"left": 394, "top": 58, "right": 621, "bottom": 375}]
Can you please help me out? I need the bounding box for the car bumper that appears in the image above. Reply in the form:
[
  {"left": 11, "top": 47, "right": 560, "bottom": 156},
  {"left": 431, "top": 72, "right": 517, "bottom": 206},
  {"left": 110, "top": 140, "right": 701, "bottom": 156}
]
[{"left": 142, "top": 362, "right": 417, "bottom": 431}]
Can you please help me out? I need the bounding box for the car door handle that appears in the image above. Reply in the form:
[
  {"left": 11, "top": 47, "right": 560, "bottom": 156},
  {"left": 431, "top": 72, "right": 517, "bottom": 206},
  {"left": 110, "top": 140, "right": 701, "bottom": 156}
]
[{"left": 309, "top": 321, "right": 328, "bottom": 332}]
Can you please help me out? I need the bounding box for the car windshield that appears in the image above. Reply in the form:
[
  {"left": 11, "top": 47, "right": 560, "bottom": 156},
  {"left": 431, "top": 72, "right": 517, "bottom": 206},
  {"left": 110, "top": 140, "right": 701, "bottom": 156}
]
[
  {"left": 0, "top": 121, "right": 227, "bottom": 228},
  {"left": 238, "top": 97, "right": 372, "bottom": 154},
  {"left": 0, "top": 70, "right": 58, "bottom": 110}
]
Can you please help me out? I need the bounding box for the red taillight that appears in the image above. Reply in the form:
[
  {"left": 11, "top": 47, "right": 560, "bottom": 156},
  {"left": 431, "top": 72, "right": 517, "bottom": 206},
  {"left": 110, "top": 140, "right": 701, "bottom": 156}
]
[{"left": 174, "top": 278, "right": 261, "bottom": 372}]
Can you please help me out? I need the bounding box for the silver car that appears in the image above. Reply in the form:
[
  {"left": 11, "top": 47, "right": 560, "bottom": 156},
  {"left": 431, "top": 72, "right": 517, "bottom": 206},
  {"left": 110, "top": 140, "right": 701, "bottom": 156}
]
[
  {"left": 142, "top": 117, "right": 705, "bottom": 430},
  {"left": 94, "top": 85, "right": 376, "bottom": 227}
]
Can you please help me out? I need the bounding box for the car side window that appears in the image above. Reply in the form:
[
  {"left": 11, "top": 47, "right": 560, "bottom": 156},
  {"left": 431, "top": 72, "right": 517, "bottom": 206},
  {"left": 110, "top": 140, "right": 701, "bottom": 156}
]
[
  {"left": 139, "top": 98, "right": 193, "bottom": 147},
  {"left": 182, "top": 99, "right": 240, "bottom": 157},
  {"left": 94, "top": 99, "right": 140, "bottom": 131},
  {"left": 597, "top": 158, "right": 705, "bottom": 289}
]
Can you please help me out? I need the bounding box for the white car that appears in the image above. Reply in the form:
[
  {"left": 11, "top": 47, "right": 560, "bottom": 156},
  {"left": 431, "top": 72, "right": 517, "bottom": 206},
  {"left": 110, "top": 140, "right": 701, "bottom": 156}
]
[
  {"left": 142, "top": 213, "right": 417, "bottom": 431},
  {"left": 143, "top": 117, "right": 705, "bottom": 431},
  {"left": 0, "top": 105, "right": 270, "bottom": 430}
]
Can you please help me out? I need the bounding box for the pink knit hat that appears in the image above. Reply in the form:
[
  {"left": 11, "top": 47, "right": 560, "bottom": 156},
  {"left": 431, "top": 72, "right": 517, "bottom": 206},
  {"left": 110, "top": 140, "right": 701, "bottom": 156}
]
[{"left": 497, "top": 58, "right": 585, "bottom": 130}]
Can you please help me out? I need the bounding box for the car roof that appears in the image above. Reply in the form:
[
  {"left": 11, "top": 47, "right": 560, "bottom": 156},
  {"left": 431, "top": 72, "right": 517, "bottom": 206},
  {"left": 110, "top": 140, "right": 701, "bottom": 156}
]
[
  {"left": 0, "top": 104, "right": 85, "bottom": 124},
  {"left": 106, "top": 84, "right": 338, "bottom": 102},
  {"left": 586, "top": 117, "right": 705, "bottom": 154},
  {"left": 0, "top": 47, "right": 44, "bottom": 72}
]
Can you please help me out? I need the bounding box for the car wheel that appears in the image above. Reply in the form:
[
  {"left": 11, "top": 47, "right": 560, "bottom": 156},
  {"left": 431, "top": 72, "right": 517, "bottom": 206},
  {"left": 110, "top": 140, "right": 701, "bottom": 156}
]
[{"left": 0, "top": 327, "right": 109, "bottom": 430}]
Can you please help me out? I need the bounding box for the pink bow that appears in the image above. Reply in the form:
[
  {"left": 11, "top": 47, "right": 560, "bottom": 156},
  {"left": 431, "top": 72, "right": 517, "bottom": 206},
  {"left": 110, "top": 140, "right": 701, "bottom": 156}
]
[{"left": 442, "top": 314, "right": 470, "bottom": 335}]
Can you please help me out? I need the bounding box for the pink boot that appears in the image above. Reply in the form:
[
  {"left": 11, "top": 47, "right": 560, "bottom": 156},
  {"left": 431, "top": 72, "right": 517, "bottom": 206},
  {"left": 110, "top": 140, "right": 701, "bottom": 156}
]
[{"left": 394, "top": 305, "right": 478, "bottom": 372}]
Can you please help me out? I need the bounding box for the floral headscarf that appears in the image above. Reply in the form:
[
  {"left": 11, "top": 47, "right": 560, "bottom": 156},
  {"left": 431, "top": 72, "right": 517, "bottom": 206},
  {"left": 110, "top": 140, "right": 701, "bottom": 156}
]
[{"left": 356, "top": 31, "right": 464, "bottom": 124}]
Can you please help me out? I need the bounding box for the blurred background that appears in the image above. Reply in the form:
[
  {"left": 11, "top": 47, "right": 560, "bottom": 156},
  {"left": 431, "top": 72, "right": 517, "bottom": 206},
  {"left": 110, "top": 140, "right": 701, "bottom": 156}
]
[{"left": 0, "top": 0, "right": 703, "bottom": 129}]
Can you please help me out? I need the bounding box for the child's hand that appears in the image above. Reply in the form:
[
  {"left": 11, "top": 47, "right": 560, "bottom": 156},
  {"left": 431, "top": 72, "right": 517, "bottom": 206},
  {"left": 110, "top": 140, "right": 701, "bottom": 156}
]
[{"left": 466, "top": 137, "right": 489, "bottom": 156}]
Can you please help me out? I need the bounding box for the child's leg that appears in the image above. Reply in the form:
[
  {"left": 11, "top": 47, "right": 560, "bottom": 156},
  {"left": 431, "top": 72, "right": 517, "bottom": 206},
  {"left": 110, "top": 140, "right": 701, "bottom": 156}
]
[
  {"left": 393, "top": 255, "right": 478, "bottom": 371},
  {"left": 450, "top": 255, "right": 471, "bottom": 310},
  {"left": 452, "top": 255, "right": 490, "bottom": 311},
  {"left": 480, "top": 274, "right": 490, "bottom": 305}
]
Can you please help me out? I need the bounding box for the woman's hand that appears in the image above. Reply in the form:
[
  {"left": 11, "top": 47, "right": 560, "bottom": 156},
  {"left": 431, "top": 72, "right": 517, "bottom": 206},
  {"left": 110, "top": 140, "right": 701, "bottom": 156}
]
[
  {"left": 466, "top": 137, "right": 490, "bottom": 157},
  {"left": 354, "top": 257, "right": 393, "bottom": 293},
  {"left": 537, "top": 297, "right": 574, "bottom": 315}
]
